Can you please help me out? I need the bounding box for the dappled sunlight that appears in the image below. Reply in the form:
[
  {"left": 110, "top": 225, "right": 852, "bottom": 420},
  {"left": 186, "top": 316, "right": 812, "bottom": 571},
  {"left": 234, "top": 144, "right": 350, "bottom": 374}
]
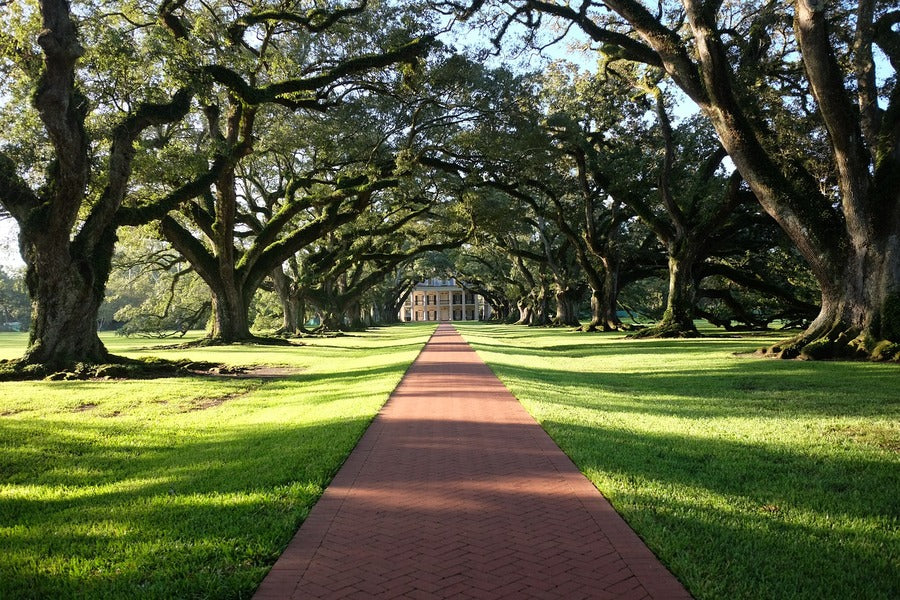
[
  {"left": 328, "top": 467, "right": 624, "bottom": 518},
  {"left": 453, "top": 323, "right": 899, "bottom": 600},
  {"left": 2, "top": 475, "right": 177, "bottom": 503},
  {"left": 0, "top": 325, "right": 434, "bottom": 599},
  {"left": 554, "top": 419, "right": 897, "bottom": 514},
  {"left": 486, "top": 358, "right": 898, "bottom": 419},
  {"left": 597, "top": 484, "right": 898, "bottom": 599}
]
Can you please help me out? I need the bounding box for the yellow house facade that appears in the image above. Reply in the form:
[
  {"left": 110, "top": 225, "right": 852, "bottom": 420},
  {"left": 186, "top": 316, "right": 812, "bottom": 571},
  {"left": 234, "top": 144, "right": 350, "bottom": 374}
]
[{"left": 399, "top": 278, "right": 491, "bottom": 322}]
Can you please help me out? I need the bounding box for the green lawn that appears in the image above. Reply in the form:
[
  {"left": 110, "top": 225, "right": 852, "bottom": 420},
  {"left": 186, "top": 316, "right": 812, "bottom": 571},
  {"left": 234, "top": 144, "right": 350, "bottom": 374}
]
[
  {"left": 3, "top": 323, "right": 898, "bottom": 599},
  {"left": 0, "top": 324, "right": 435, "bottom": 599},
  {"left": 455, "top": 323, "right": 899, "bottom": 600}
]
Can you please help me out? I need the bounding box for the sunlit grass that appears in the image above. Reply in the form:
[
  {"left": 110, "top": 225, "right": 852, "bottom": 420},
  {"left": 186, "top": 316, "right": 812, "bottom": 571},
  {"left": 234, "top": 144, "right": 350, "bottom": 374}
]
[
  {"left": 456, "top": 323, "right": 899, "bottom": 600},
  {"left": 0, "top": 324, "right": 435, "bottom": 599}
]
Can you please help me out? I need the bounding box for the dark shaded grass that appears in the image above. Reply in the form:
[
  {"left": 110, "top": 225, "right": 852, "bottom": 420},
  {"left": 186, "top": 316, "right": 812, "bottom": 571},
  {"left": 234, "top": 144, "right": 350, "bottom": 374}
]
[
  {"left": 1, "top": 418, "right": 370, "bottom": 599},
  {"left": 0, "top": 324, "right": 435, "bottom": 599},
  {"left": 456, "top": 323, "right": 899, "bottom": 600}
]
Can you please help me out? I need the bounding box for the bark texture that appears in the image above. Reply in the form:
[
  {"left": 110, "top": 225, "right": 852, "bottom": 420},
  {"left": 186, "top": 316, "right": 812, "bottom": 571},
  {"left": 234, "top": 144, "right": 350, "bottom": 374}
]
[
  {"left": 552, "top": 285, "right": 582, "bottom": 327},
  {"left": 0, "top": 1, "right": 192, "bottom": 367},
  {"left": 534, "top": 0, "right": 900, "bottom": 359},
  {"left": 632, "top": 252, "right": 700, "bottom": 338}
]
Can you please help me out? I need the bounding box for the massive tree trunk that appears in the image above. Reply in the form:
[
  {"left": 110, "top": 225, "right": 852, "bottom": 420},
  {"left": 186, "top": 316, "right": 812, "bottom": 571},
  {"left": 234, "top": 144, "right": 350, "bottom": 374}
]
[
  {"left": 0, "top": 0, "right": 192, "bottom": 367},
  {"left": 13, "top": 2, "right": 104, "bottom": 367},
  {"left": 587, "top": 289, "right": 609, "bottom": 332},
  {"left": 308, "top": 277, "right": 351, "bottom": 332},
  {"left": 493, "top": 298, "right": 512, "bottom": 321},
  {"left": 522, "top": 0, "right": 899, "bottom": 359},
  {"left": 587, "top": 290, "right": 603, "bottom": 331},
  {"left": 161, "top": 212, "right": 257, "bottom": 343},
  {"left": 600, "top": 257, "right": 623, "bottom": 330},
  {"left": 376, "top": 280, "right": 413, "bottom": 325},
  {"left": 677, "top": 0, "right": 899, "bottom": 358},
  {"left": 161, "top": 211, "right": 256, "bottom": 343},
  {"left": 552, "top": 285, "right": 581, "bottom": 327},
  {"left": 633, "top": 245, "right": 701, "bottom": 338},
  {"left": 770, "top": 239, "right": 900, "bottom": 359},
  {"left": 487, "top": 302, "right": 503, "bottom": 321},
  {"left": 384, "top": 288, "right": 410, "bottom": 324},
  {"left": 209, "top": 281, "right": 253, "bottom": 342},
  {"left": 575, "top": 252, "right": 617, "bottom": 332},
  {"left": 209, "top": 113, "right": 254, "bottom": 342},
  {"left": 378, "top": 304, "right": 401, "bottom": 325},
  {"left": 529, "top": 284, "right": 551, "bottom": 326},
  {"left": 584, "top": 257, "right": 624, "bottom": 332},
  {"left": 661, "top": 251, "right": 699, "bottom": 333},
  {"left": 343, "top": 299, "right": 366, "bottom": 330},
  {"left": 514, "top": 298, "right": 532, "bottom": 325},
  {"left": 319, "top": 309, "right": 345, "bottom": 331},
  {"left": 21, "top": 233, "right": 114, "bottom": 367},
  {"left": 639, "top": 253, "right": 700, "bottom": 337},
  {"left": 271, "top": 267, "right": 302, "bottom": 334}
]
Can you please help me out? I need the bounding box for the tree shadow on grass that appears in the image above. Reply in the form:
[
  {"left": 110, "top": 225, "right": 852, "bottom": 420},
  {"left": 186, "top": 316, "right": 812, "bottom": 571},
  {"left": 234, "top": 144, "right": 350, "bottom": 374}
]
[
  {"left": 300, "top": 341, "right": 430, "bottom": 351},
  {"left": 484, "top": 359, "right": 899, "bottom": 420},
  {"left": 537, "top": 419, "right": 899, "bottom": 600},
  {"left": 457, "top": 326, "right": 898, "bottom": 597},
  {"left": 264, "top": 361, "right": 414, "bottom": 388},
  {"left": 0, "top": 416, "right": 372, "bottom": 600},
  {"left": 469, "top": 337, "right": 774, "bottom": 358}
]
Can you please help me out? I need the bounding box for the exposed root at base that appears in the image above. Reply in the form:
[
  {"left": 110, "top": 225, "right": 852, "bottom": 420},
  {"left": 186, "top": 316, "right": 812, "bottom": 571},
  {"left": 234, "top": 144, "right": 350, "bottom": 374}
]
[
  {"left": 627, "top": 323, "right": 701, "bottom": 339},
  {"left": 0, "top": 355, "right": 215, "bottom": 381},
  {"left": 759, "top": 331, "right": 900, "bottom": 362},
  {"left": 575, "top": 323, "right": 640, "bottom": 333},
  {"left": 0, "top": 355, "right": 305, "bottom": 381},
  {"left": 156, "top": 335, "right": 300, "bottom": 349}
]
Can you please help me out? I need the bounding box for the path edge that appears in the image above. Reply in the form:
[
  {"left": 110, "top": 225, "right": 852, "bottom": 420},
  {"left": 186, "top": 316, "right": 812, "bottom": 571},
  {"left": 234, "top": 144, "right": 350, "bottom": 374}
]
[
  {"left": 452, "top": 323, "right": 693, "bottom": 599},
  {"left": 253, "top": 324, "right": 441, "bottom": 600}
]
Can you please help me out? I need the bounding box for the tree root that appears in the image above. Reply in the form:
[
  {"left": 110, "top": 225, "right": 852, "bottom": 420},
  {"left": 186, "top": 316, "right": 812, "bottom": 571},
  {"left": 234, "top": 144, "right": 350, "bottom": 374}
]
[
  {"left": 627, "top": 321, "right": 700, "bottom": 339},
  {"left": 760, "top": 325, "right": 900, "bottom": 361},
  {"left": 160, "top": 335, "right": 298, "bottom": 349},
  {"left": 576, "top": 321, "right": 639, "bottom": 333},
  {"left": 0, "top": 355, "right": 225, "bottom": 382},
  {"left": 549, "top": 319, "right": 582, "bottom": 328}
]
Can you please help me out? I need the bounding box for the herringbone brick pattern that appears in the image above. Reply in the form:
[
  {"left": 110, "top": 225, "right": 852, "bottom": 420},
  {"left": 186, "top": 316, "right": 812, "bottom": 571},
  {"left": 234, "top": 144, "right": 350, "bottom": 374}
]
[{"left": 254, "top": 324, "right": 691, "bottom": 599}]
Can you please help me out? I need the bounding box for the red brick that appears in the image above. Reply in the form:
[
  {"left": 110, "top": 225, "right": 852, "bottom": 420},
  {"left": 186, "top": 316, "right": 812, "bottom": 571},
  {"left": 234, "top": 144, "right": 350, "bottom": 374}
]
[{"left": 252, "top": 325, "right": 691, "bottom": 600}]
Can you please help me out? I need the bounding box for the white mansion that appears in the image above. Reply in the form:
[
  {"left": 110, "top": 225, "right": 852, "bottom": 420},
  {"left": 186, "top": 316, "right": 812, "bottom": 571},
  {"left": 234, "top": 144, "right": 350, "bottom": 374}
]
[{"left": 399, "top": 278, "right": 492, "bottom": 322}]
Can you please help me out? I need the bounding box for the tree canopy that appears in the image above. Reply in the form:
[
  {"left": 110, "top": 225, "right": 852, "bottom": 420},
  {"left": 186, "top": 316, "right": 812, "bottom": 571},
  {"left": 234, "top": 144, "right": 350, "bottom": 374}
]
[{"left": 0, "top": 0, "right": 897, "bottom": 367}]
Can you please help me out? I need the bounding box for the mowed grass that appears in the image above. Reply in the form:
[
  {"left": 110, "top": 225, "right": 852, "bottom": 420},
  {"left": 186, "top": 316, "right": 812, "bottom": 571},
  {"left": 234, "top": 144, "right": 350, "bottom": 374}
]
[
  {"left": 455, "top": 323, "right": 899, "bottom": 600},
  {"left": 0, "top": 324, "right": 435, "bottom": 599}
]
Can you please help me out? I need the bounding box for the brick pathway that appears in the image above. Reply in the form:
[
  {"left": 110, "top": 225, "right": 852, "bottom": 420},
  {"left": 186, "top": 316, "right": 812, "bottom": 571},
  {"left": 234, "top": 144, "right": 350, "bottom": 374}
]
[{"left": 254, "top": 324, "right": 691, "bottom": 599}]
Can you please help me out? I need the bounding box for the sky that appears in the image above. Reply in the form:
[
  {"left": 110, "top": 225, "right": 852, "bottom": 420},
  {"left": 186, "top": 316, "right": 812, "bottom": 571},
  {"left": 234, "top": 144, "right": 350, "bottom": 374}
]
[{"left": 0, "top": 219, "right": 22, "bottom": 271}]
